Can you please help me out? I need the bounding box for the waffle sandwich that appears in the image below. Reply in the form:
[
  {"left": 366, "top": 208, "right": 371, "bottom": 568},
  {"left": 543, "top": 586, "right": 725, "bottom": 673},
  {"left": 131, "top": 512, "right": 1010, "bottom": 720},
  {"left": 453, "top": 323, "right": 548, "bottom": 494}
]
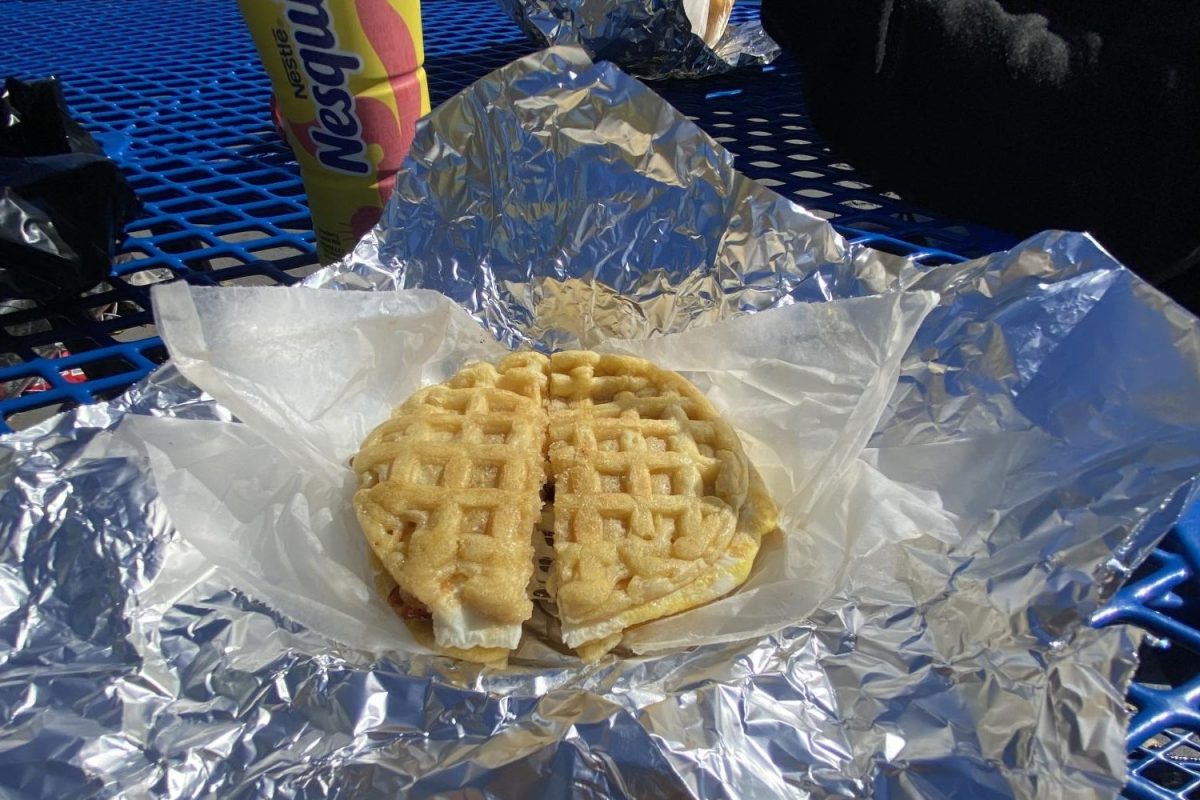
[{"left": 352, "top": 350, "right": 777, "bottom": 663}]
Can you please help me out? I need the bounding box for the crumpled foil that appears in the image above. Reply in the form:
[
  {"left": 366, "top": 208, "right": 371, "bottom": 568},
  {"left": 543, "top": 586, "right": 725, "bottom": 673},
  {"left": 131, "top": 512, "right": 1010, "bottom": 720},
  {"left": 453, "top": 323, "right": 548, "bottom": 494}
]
[
  {"left": 3, "top": 45, "right": 1200, "bottom": 798},
  {"left": 493, "top": 0, "right": 778, "bottom": 79}
]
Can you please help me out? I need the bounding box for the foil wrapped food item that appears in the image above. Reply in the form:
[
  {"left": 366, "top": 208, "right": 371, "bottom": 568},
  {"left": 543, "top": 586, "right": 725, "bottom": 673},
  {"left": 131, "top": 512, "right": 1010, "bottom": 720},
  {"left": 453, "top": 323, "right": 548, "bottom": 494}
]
[
  {"left": 493, "top": 0, "right": 779, "bottom": 79},
  {"left": 3, "top": 46, "right": 1200, "bottom": 798}
]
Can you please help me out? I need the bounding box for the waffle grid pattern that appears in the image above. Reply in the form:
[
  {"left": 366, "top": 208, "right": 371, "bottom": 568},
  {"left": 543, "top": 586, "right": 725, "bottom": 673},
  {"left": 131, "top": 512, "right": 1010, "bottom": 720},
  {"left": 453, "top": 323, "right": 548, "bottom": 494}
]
[
  {"left": 547, "top": 353, "right": 742, "bottom": 622},
  {"left": 354, "top": 360, "right": 546, "bottom": 627}
]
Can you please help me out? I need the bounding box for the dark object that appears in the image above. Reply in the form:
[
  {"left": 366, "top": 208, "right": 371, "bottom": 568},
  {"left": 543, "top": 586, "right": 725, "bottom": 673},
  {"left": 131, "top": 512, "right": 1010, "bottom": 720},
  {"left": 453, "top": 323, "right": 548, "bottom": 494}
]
[
  {"left": 761, "top": 0, "right": 1200, "bottom": 312},
  {"left": 0, "top": 76, "right": 102, "bottom": 157},
  {"left": 0, "top": 77, "right": 140, "bottom": 301}
]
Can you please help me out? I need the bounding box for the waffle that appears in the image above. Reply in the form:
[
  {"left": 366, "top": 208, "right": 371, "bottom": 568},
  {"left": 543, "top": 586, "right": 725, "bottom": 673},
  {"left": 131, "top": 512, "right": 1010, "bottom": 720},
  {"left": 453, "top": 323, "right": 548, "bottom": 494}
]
[
  {"left": 544, "top": 351, "right": 776, "bottom": 660},
  {"left": 352, "top": 349, "right": 777, "bottom": 662},
  {"left": 352, "top": 352, "right": 549, "bottom": 658}
]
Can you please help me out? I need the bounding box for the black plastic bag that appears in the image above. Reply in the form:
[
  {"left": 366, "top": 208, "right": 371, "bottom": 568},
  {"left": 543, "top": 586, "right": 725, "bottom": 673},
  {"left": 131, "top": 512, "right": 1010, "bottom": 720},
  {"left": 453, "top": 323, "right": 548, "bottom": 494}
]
[
  {"left": 0, "top": 75, "right": 102, "bottom": 158},
  {"left": 0, "top": 77, "right": 140, "bottom": 301}
]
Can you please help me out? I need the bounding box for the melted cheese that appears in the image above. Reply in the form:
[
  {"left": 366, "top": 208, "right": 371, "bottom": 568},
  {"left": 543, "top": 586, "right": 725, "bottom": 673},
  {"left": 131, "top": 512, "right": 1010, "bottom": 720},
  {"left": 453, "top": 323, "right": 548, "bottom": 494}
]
[{"left": 432, "top": 600, "right": 523, "bottom": 650}]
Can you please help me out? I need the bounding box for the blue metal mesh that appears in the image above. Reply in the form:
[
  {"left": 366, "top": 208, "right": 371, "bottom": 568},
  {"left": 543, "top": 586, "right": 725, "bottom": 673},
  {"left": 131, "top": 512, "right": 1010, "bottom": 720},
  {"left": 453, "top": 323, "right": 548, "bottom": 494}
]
[
  {"left": 1094, "top": 507, "right": 1200, "bottom": 800},
  {"left": 1, "top": 0, "right": 319, "bottom": 425},
  {"left": 0, "top": 0, "right": 1196, "bottom": 796}
]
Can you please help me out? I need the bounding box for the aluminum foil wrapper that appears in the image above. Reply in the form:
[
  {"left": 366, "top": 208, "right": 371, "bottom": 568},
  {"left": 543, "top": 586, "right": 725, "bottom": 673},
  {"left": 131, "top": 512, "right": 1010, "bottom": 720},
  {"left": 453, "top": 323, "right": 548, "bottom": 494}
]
[
  {"left": 4, "top": 46, "right": 1200, "bottom": 798},
  {"left": 494, "top": 0, "right": 778, "bottom": 79}
]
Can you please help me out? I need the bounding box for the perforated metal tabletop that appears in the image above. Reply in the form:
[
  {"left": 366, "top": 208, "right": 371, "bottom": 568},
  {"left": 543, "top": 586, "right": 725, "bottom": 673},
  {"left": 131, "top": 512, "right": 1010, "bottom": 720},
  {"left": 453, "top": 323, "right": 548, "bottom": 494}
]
[{"left": 1, "top": 0, "right": 1198, "bottom": 796}]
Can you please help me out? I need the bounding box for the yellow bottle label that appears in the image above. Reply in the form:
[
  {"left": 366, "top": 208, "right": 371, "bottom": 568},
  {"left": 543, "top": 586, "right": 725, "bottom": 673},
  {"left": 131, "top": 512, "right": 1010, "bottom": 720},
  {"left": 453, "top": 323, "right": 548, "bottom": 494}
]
[{"left": 238, "top": 0, "right": 431, "bottom": 263}]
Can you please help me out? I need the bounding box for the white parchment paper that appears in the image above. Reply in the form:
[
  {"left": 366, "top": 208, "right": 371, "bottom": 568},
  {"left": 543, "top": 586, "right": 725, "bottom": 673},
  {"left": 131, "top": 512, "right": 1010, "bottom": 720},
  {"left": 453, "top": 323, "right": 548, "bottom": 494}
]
[{"left": 132, "top": 282, "right": 937, "bottom": 658}]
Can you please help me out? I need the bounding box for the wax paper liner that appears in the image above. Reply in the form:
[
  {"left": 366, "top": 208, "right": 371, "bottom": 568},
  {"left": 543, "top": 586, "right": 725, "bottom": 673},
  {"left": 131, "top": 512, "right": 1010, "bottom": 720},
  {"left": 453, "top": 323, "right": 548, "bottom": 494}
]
[
  {"left": 137, "top": 282, "right": 935, "bottom": 659},
  {"left": 493, "top": 0, "right": 779, "bottom": 79},
  {"left": 1, "top": 46, "right": 1200, "bottom": 799}
]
